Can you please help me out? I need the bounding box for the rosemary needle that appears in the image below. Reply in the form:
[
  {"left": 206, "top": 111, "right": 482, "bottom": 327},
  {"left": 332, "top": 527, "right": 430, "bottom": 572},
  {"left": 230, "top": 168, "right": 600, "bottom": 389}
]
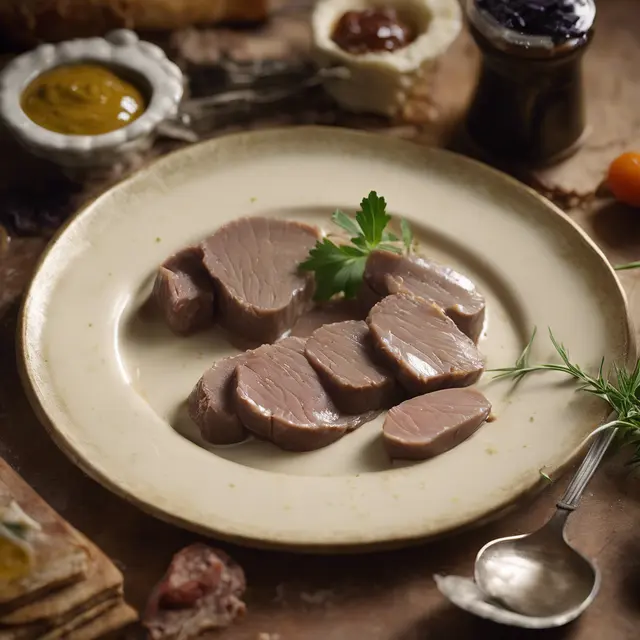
[
  {"left": 614, "top": 261, "right": 640, "bottom": 271},
  {"left": 491, "top": 328, "right": 640, "bottom": 465}
]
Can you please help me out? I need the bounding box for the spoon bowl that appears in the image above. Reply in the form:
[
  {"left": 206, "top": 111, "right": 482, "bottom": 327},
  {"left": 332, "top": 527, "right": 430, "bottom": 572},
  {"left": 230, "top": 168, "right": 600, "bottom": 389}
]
[
  {"left": 434, "top": 573, "right": 594, "bottom": 629},
  {"left": 436, "top": 428, "right": 615, "bottom": 629},
  {"left": 474, "top": 510, "right": 600, "bottom": 619}
]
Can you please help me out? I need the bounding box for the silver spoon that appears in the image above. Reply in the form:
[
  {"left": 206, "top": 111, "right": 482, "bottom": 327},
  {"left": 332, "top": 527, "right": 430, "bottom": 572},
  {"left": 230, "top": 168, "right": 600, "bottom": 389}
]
[
  {"left": 436, "top": 428, "right": 616, "bottom": 629},
  {"left": 156, "top": 66, "right": 351, "bottom": 143}
]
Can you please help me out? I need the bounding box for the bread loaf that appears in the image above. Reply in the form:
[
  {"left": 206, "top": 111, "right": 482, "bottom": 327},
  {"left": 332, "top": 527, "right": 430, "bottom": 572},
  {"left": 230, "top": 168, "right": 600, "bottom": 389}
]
[{"left": 0, "top": 0, "right": 269, "bottom": 49}]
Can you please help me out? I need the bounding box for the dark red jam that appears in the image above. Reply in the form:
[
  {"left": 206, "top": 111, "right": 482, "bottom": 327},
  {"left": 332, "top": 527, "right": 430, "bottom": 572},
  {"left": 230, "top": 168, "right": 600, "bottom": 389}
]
[
  {"left": 476, "top": 0, "right": 592, "bottom": 42},
  {"left": 331, "top": 9, "right": 416, "bottom": 55}
]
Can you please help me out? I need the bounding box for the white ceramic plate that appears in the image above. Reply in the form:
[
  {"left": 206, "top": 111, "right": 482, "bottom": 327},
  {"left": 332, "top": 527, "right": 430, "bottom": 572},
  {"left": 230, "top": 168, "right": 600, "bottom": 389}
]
[{"left": 19, "top": 128, "right": 633, "bottom": 552}]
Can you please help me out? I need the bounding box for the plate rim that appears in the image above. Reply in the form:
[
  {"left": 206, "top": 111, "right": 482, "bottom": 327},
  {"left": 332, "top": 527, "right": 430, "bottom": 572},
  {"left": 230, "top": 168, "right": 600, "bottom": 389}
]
[{"left": 16, "top": 126, "right": 636, "bottom": 552}]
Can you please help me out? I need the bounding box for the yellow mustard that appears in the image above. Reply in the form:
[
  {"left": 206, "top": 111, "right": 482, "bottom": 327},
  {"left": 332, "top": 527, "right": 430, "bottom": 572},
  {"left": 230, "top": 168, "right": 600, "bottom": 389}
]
[{"left": 21, "top": 64, "right": 147, "bottom": 136}]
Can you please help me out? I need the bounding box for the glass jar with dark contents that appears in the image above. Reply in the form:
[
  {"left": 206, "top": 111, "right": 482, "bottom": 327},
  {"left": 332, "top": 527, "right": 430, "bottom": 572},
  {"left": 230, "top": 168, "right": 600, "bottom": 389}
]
[{"left": 465, "top": 0, "right": 596, "bottom": 166}]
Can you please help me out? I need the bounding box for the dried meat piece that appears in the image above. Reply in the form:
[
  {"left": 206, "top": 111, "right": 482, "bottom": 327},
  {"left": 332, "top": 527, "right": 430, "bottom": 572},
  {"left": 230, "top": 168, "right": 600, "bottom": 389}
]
[{"left": 144, "top": 544, "right": 246, "bottom": 640}]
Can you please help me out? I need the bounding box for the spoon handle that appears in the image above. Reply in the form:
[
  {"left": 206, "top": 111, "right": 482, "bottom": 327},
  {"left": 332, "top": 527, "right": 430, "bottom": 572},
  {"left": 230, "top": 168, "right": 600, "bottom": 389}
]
[{"left": 556, "top": 428, "right": 616, "bottom": 511}]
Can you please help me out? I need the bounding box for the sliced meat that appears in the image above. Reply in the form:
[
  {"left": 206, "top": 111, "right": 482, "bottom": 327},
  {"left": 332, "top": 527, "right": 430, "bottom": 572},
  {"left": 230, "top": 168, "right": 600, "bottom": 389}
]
[
  {"left": 305, "top": 320, "right": 398, "bottom": 413},
  {"left": 362, "top": 250, "right": 486, "bottom": 342},
  {"left": 383, "top": 388, "right": 492, "bottom": 460},
  {"left": 291, "top": 298, "right": 365, "bottom": 339},
  {"left": 188, "top": 354, "right": 248, "bottom": 445},
  {"left": 235, "top": 337, "right": 372, "bottom": 451},
  {"left": 367, "top": 293, "right": 484, "bottom": 396},
  {"left": 152, "top": 246, "right": 215, "bottom": 336},
  {"left": 144, "top": 544, "right": 246, "bottom": 640},
  {"left": 201, "top": 217, "right": 321, "bottom": 344}
]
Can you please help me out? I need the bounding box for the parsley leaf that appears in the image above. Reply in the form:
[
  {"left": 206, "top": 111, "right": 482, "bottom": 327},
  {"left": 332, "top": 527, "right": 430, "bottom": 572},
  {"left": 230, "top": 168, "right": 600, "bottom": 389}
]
[
  {"left": 332, "top": 210, "right": 362, "bottom": 237},
  {"left": 300, "top": 191, "right": 413, "bottom": 301},
  {"left": 356, "top": 192, "right": 391, "bottom": 247}
]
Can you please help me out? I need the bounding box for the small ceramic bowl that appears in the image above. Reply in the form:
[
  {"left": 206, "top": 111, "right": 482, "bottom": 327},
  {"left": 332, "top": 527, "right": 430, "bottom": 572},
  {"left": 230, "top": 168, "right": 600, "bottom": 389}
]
[
  {"left": 0, "top": 30, "right": 184, "bottom": 169},
  {"left": 312, "top": 0, "right": 462, "bottom": 117}
]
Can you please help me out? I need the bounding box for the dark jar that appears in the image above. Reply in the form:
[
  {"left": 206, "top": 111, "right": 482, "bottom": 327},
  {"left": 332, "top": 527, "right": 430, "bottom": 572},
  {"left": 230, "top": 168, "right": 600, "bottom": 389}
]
[{"left": 464, "top": 0, "right": 596, "bottom": 167}]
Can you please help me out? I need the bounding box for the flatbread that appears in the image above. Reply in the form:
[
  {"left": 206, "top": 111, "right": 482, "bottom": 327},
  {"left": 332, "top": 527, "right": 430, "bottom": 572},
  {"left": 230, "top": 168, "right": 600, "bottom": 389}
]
[
  {"left": 0, "top": 461, "right": 89, "bottom": 613},
  {"left": 0, "top": 597, "right": 119, "bottom": 640},
  {"left": 41, "top": 598, "right": 120, "bottom": 640},
  {"left": 70, "top": 602, "right": 138, "bottom": 640},
  {"left": 1, "top": 538, "right": 122, "bottom": 625},
  {"left": 0, "top": 459, "right": 138, "bottom": 640}
]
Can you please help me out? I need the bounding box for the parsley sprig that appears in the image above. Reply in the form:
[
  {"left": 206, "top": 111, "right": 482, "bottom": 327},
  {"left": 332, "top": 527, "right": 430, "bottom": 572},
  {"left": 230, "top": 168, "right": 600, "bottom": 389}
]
[
  {"left": 491, "top": 328, "right": 640, "bottom": 465},
  {"left": 300, "top": 191, "right": 412, "bottom": 301}
]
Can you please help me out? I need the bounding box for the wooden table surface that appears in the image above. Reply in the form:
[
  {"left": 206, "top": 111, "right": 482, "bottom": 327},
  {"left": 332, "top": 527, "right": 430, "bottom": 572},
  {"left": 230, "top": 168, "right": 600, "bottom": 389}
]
[{"left": 1, "top": 2, "right": 640, "bottom": 639}]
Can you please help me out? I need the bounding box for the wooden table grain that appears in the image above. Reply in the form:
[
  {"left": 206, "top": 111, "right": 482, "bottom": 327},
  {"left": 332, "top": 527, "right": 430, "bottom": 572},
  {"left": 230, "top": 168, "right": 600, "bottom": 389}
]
[{"left": 1, "top": 1, "right": 640, "bottom": 639}]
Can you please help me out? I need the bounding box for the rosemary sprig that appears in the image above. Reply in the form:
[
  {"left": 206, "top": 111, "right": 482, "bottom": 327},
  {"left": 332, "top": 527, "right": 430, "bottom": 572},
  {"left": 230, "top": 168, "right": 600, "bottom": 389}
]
[
  {"left": 491, "top": 328, "right": 640, "bottom": 464},
  {"left": 615, "top": 261, "right": 640, "bottom": 271}
]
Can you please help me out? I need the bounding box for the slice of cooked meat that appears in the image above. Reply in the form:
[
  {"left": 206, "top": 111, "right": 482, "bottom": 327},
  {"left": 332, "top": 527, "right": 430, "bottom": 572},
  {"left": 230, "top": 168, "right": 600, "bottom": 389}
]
[
  {"left": 188, "top": 355, "right": 249, "bottom": 445},
  {"left": 305, "top": 320, "right": 399, "bottom": 413},
  {"left": 361, "top": 250, "right": 486, "bottom": 342},
  {"left": 144, "top": 544, "right": 246, "bottom": 640},
  {"left": 201, "top": 217, "right": 321, "bottom": 344},
  {"left": 291, "top": 299, "right": 365, "bottom": 339},
  {"left": 152, "top": 246, "right": 216, "bottom": 337},
  {"left": 235, "top": 337, "right": 372, "bottom": 451},
  {"left": 383, "top": 388, "right": 492, "bottom": 460},
  {"left": 367, "top": 293, "right": 484, "bottom": 396}
]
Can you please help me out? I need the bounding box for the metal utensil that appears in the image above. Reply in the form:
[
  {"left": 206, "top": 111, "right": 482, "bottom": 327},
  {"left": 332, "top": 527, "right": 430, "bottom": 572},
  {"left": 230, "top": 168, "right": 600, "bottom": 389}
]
[
  {"left": 157, "top": 66, "right": 350, "bottom": 143},
  {"left": 436, "top": 428, "right": 616, "bottom": 629}
]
